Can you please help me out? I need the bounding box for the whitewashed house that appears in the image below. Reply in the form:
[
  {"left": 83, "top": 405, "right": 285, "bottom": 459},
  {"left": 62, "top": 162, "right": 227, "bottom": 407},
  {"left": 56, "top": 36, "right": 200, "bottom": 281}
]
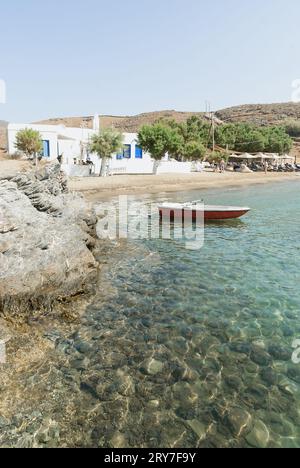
[{"left": 7, "top": 116, "right": 194, "bottom": 176}]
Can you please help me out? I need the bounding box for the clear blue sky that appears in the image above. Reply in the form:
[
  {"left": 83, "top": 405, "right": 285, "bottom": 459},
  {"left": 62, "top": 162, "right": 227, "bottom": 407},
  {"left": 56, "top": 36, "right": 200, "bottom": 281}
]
[{"left": 1, "top": 0, "right": 300, "bottom": 122}]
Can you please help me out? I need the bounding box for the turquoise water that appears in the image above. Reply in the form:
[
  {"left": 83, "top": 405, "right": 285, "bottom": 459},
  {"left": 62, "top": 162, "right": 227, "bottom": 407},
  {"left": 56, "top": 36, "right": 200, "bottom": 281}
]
[
  {"left": 1, "top": 180, "right": 300, "bottom": 448},
  {"left": 80, "top": 180, "right": 300, "bottom": 448}
]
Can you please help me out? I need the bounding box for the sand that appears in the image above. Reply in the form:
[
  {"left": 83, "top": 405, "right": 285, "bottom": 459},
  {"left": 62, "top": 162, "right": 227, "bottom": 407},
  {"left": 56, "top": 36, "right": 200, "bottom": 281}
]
[
  {"left": 1, "top": 159, "right": 299, "bottom": 201},
  {"left": 69, "top": 171, "right": 300, "bottom": 201},
  {"left": 0, "top": 159, "right": 30, "bottom": 179}
]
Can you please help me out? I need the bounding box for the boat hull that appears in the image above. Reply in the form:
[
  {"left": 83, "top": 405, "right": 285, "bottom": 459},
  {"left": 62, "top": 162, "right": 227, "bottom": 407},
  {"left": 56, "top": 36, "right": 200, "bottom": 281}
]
[{"left": 159, "top": 207, "right": 250, "bottom": 221}]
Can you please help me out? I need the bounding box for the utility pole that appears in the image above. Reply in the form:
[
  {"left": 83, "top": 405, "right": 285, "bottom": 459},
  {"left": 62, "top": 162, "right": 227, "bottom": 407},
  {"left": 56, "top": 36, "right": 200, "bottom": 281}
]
[{"left": 212, "top": 111, "right": 215, "bottom": 152}]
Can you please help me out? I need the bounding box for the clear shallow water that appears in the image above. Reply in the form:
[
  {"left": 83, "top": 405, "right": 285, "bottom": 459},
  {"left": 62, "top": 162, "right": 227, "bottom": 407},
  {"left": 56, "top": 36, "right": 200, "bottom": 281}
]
[{"left": 1, "top": 180, "right": 300, "bottom": 448}]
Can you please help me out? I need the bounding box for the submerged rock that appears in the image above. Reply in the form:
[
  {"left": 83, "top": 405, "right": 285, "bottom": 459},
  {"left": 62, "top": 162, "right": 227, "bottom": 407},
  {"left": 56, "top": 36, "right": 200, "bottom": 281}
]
[
  {"left": 226, "top": 407, "right": 253, "bottom": 437},
  {"left": 246, "top": 420, "right": 270, "bottom": 448},
  {"left": 268, "top": 345, "right": 291, "bottom": 362},
  {"left": 250, "top": 346, "right": 272, "bottom": 366},
  {"left": 140, "top": 358, "right": 164, "bottom": 376}
]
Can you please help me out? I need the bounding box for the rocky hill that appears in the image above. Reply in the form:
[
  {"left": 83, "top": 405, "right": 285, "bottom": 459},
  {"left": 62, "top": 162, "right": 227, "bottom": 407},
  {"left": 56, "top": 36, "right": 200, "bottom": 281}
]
[
  {"left": 215, "top": 103, "right": 300, "bottom": 126},
  {"left": 35, "top": 103, "right": 300, "bottom": 131}
]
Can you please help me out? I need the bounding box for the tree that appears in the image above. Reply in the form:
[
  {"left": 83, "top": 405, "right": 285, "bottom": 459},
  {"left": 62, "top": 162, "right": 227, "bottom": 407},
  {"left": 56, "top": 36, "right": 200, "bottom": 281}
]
[
  {"left": 137, "top": 123, "right": 182, "bottom": 173},
  {"left": 263, "top": 126, "right": 293, "bottom": 154},
  {"left": 15, "top": 128, "right": 43, "bottom": 166},
  {"left": 215, "top": 122, "right": 293, "bottom": 155},
  {"left": 159, "top": 117, "right": 209, "bottom": 160},
  {"left": 182, "top": 140, "right": 206, "bottom": 161},
  {"left": 215, "top": 124, "right": 237, "bottom": 150},
  {"left": 89, "top": 128, "right": 123, "bottom": 176},
  {"left": 284, "top": 119, "right": 300, "bottom": 138}
]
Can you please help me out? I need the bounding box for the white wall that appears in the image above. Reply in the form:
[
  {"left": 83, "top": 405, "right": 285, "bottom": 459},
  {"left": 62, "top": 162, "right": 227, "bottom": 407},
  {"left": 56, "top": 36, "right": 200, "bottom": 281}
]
[
  {"left": 7, "top": 123, "right": 194, "bottom": 176},
  {"left": 7, "top": 123, "right": 59, "bottom": 160}
]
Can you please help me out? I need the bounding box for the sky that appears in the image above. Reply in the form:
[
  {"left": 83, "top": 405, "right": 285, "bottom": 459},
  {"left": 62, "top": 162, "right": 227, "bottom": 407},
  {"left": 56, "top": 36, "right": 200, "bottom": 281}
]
[{"left": 1, "top": 0, "right": 300, "bottom": 122}]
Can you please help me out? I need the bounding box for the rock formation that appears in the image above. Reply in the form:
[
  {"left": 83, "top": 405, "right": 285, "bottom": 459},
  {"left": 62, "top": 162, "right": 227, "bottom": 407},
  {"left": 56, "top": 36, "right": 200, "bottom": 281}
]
[{"left": 0, "top": 163, "right": 98, "bottom": 322}]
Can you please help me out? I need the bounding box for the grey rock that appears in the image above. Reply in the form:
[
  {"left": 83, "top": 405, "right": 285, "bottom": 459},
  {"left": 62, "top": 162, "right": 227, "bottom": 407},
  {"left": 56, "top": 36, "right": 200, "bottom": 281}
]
[{"left": 0, "top": 163, "right": 98, "bottom": 321}]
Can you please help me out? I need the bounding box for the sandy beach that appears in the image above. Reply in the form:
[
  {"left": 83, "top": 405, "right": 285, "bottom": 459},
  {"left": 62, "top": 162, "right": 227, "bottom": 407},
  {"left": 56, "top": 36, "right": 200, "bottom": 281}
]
[
  {"left": 0, "top": 158, "right": 30, "bottom": 179},
  {"left": 69, "top": 171, "right": 300, "bottom": 201}
]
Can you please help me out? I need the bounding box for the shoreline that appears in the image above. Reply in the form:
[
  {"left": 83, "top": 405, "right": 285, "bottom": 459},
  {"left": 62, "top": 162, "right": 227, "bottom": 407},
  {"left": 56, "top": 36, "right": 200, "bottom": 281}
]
[{"left": 69, "top": 171, "right": 300, "bottom": 201}]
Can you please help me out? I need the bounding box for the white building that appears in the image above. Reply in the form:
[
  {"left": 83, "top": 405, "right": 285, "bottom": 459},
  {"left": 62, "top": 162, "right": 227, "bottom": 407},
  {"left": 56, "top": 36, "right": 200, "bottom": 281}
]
[{"left": 7, "top": 116, "right": 194, "bottom": 176}]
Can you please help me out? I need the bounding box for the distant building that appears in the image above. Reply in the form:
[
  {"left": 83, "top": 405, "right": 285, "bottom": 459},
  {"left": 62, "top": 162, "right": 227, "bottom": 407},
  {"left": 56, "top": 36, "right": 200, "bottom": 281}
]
[{"left": 7, "top": 116, "right": 194, "bottom": 176}]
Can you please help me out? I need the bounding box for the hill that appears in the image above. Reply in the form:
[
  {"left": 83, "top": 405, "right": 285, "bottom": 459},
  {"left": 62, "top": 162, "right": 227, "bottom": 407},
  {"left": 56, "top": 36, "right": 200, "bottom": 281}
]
[
  {"left": 215, "top": 102, "right": 300, "bottom": 126},
  {"left": 36, "top": 110, "right": 207, "bottom": 133}
]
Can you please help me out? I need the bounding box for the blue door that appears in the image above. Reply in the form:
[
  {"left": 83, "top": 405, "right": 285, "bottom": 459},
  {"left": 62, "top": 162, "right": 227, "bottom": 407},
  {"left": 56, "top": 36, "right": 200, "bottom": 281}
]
[
  {"left": 42, "top": 140, "right": 50, "bottom": 158},
  {"left": 135, "top": 145, "right": 143, "bottom": 159}
]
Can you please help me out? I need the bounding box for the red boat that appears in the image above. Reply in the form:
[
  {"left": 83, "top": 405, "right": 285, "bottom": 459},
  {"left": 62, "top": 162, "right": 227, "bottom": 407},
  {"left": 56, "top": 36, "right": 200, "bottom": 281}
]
[{"left": 158, "top": 202, "right": 250, "bottom": 221}]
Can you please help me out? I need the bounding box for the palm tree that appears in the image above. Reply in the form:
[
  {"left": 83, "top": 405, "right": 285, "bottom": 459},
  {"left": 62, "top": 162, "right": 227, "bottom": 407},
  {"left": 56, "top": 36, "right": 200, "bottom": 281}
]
[{"left": 89, "top": 128, "right": 123, "bottom": 176}]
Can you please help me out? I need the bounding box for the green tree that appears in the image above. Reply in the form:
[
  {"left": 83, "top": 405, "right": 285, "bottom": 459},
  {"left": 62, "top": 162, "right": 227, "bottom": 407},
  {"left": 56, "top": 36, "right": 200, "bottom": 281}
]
[
  {"left": 159, "top": 116, "right": 210, "bottom": 160},
  {"left": 15, "top": 128, "right": 43, "bottom": 166},
  {"left": 138, "top": 123, "right": 182, "bottom": 173},
  {"left": 284, "top": 119, "right": 300, "bottom": 138},
  {"left": 182, "top": 140, "right": 206, "bottom": 161},
  {"left": 263, "top": 126, "right": 293, "bottom": 154},
  {"left": 214, "top": 122, "right": 293, "bottom": 155},
  {"left": 215, "top": 124, "right": 237, "bottom": 150},
  {"left": 90, "top": 128, "right": 123, "bottom": 176}
]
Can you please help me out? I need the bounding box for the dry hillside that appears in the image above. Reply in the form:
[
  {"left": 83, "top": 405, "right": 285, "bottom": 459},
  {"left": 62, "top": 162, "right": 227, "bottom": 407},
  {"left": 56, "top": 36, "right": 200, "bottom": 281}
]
[
  {"left": 216, "top": 102, "right": 300, "bottom": 126},
  {"left": 36, "top": 110, "right": 206, "bottom": 133}
]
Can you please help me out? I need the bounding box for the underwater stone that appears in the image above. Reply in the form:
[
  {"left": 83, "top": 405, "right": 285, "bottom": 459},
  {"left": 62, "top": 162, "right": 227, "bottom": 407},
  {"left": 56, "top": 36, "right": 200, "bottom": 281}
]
[
  {"left": 268, "top": 345, "right": 291, "bottom": 362},
  {"left": 140, "top": 358, "right": 164, "bottom": 376},
  {"left": 226, "top": 407, "right": 252, "bottom": 437},
  {"left": 287, "top": 366, "right": 300, "bottom": 384},
  {"left": 260, "top": 367, "right": 278, "bottom": 386},
  {"left": 224, "top": 375, "right": 243, "bottom": 390},
  {"left": 246, "top": 420, "right": 270, "bottom": 448},
  {"left": 229, "top": 342, "right": 251, "bottom": 355},
  {"left": 250, "top": 347, "right": 272, "bottom": 366},
  {"left": 187, "top": 420, "right": 207, "bottom": 440},
  {"left": 75, "top": 341, "right": 93, "bottom": 354}
]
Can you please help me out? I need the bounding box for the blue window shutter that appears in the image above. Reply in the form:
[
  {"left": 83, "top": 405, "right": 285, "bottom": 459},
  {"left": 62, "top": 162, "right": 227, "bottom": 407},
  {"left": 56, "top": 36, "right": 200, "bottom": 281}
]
[
  {"left": 116, "top": 153, "right": 123, "bottom": 160},
  {"left": 135, "top": 146, "right": 143, "bottom": 159},
  {"left": 42, "top": 140, "right": 50, "bottom": 158}
]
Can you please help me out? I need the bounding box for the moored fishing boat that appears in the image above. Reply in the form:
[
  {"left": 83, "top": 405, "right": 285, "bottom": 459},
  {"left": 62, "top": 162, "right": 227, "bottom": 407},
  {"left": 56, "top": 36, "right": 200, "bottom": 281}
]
[{"left": 158, "top": 202, "right": 251, "bottom": 221}]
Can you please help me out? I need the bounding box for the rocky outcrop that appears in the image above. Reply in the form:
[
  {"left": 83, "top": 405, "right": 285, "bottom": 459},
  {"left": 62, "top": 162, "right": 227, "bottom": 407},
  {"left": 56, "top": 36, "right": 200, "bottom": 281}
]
[{"left": 0, "top": 163, "right": 98, "bottom": 322}]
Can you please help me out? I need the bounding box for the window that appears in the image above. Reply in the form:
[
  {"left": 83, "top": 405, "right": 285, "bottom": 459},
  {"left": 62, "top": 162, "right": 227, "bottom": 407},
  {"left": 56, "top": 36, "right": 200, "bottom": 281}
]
[
  {"left": 116, "top": 144, "right": 132, "bottom": 160},
  {"left": 135, "top": 145, "right": 143, "bottom": 159},
  {"left": 42, "top": 140, "right": 50, "bottom": 158},
  {"left": 123, "top": 144, "right": 131, "bottom": 159}
]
